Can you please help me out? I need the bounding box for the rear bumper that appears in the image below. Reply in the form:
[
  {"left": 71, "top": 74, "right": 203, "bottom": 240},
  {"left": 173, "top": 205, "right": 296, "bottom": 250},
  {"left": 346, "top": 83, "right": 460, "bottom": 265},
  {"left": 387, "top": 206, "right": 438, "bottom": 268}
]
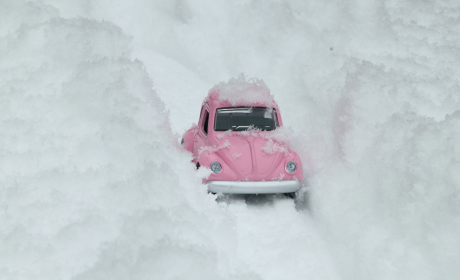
[{"left": 207, "top": 180, "right": 302, "bottom": 194}]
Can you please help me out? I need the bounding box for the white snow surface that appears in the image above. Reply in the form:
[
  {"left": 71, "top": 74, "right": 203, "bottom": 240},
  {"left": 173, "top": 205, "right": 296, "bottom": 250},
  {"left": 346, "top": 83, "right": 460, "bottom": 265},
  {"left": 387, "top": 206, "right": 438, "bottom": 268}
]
[
  {"left": 2, "top": 1, "right": 460, "bottom": 280},
  {"left": 209, "top": 74, "right": 277, "bottom": 107}
]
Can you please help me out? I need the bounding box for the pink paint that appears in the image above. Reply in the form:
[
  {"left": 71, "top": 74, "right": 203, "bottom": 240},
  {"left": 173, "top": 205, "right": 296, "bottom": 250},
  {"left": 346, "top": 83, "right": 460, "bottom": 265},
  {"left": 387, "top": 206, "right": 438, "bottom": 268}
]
[{"left": 182, "top": 87, "right": 303, "bottom": 186}]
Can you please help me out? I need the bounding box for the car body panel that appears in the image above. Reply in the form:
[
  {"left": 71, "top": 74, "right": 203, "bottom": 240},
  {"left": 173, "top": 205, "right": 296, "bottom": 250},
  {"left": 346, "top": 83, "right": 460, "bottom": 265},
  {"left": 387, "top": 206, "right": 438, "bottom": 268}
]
[{"left": 182, "top": 86, "right": 303, "bottom": 194}]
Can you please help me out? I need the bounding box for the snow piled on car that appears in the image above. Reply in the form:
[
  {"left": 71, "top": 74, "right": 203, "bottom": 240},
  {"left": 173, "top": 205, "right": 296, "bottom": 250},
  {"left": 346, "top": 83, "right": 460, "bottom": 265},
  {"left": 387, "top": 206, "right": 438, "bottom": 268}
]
[{"left": 208, "top": 74, "right": 277, "bottom": 107}]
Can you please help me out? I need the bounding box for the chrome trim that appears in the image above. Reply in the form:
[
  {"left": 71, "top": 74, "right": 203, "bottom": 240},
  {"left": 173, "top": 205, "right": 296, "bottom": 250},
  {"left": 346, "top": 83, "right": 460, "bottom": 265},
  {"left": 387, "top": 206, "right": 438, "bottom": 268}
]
[
  {"left": 207, "top": 180, "right": 302, "bottom": 194},
  {"left": 285, "top": 161, "right": 297, "bottom": 173}
]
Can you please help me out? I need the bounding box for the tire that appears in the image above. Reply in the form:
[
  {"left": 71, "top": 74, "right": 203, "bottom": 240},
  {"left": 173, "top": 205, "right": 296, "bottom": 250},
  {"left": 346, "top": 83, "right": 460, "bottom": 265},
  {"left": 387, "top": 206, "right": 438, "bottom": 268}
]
[{"left": 284, "top": 192, "right": 296, "bottom": 199}]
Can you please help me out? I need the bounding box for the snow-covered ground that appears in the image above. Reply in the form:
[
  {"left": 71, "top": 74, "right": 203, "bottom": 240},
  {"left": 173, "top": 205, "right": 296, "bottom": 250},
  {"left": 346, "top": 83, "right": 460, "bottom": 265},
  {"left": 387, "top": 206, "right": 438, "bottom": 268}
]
[{"left": 1, "top": 1, "right": 460, "bottom": 279}]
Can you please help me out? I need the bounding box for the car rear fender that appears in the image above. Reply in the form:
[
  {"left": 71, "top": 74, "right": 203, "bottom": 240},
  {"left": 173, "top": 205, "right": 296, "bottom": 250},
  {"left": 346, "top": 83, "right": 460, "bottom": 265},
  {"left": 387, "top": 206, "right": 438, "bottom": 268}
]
[{"left": 182, "top": 125, "right": 197, "bottom": 154}]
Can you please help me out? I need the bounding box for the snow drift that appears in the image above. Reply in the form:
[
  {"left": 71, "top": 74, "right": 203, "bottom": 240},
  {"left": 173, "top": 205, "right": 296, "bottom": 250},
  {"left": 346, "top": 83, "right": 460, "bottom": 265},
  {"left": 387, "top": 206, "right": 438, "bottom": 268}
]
[
  {"left": 0, "top": 7, "right": 212, "bottom": 278},
  {"left": 0, "top": 2, "right": 336, "bottom": 280},
  {"left": 209, "top": 74, "right": 276, "bottom": 107},
  {"left": 2, "top": 0, "right": 460, "bottom": 280}
]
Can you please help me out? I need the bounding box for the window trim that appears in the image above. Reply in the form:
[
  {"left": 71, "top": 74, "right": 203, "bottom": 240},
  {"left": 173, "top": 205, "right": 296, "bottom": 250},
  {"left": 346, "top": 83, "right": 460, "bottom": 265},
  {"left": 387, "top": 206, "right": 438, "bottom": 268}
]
[
  {"left": 198, "top": 103, "right": 210, "bottom": 138},
  {"left": 203, "top": 110, "right": 209, "bottom": 134},
  {"left": 213, "top": 106, "right": 279, "bottom": 132}
]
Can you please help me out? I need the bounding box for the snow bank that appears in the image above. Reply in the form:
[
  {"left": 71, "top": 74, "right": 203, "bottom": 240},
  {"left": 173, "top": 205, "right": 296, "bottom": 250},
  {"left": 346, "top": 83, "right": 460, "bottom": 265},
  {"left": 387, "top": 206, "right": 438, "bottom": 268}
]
[
  {"left": 1, "top": 2, "right": 337, "bottom": 280},
  {"left": 0, "top": 3, "right": 215, "bottom": 279},
  {"left": 5, "top": 0, "right": 460, "bottom": 280},
  {"left": 310, "top": 60, "right": 460, "bottom": 280},
  {"left": 69, "top": 1, "right": 460, "bottom": 279}
]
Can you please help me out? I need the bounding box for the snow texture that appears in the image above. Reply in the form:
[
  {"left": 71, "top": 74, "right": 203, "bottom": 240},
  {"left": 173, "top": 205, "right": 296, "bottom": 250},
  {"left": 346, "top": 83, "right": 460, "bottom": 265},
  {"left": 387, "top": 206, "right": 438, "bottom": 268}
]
[
  {"left": 209, "top": 74, "right": 277, "bottom": 107},
  {"left": 261, "top": 139, "right": 290, "bottom": 157},
  {"left": 198, "top": 140, "right": 231, "bottom": 158},
  {"left": 217, "top": 126, "right": 293, "bottom": 147},
  {"left": 232, "top": 153, "right": 242, "bottom": 160},
  {"left": 2, "top": 0, "right": 460, "bottom": 280}
]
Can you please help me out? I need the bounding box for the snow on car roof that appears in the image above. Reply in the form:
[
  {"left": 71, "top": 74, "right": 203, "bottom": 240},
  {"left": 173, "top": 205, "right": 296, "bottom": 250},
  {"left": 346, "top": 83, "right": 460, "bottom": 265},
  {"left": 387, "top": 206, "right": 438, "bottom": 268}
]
[{"left": 208, "top": 74, "right": 277, "bottom": 107}]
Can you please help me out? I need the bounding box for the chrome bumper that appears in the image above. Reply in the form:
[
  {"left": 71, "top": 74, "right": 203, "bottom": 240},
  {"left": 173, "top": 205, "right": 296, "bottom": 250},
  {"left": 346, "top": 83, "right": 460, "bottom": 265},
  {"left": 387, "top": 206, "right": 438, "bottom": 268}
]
[{"left": 207, "top": 180, "right": 302, "bottom": 194}]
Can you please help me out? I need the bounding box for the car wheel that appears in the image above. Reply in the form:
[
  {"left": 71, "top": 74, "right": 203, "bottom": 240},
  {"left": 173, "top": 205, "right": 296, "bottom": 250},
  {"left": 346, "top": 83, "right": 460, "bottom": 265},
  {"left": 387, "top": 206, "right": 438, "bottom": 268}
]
[
  {"left": 196, "top": 162, "right": 200, "bottom": 169},
  {"left": 284, "top": 192, "right": 296, "bottom": 199}
]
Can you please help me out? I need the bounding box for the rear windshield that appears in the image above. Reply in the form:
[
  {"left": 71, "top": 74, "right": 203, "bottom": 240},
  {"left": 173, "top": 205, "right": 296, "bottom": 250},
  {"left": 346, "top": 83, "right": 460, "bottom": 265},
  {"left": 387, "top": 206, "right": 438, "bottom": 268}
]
[{"left": 214, "top": 107, "right": 278, "bottom": 131}]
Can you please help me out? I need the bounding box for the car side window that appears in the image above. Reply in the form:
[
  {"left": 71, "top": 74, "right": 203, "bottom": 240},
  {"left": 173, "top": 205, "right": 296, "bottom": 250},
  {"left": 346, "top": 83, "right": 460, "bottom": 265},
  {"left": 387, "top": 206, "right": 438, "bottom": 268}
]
[
  {"left": 203, "top": 110, "right": 209, "bottom": 134},
  {"left": 198, "top": 106, "right": 204, "bottom": 123}
]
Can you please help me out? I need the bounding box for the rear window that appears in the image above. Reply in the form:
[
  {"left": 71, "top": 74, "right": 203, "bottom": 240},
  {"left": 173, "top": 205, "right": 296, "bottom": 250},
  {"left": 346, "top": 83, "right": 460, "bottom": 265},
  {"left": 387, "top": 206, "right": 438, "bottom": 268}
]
[{"left": 214, "top": 107, "right": 278, "bottom": 131}]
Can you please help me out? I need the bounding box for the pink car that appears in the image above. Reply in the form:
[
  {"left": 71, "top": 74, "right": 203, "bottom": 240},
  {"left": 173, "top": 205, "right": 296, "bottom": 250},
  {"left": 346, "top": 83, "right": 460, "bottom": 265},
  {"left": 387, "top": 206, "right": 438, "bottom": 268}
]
[{"left": 182, "top": 77, "right": 303, "bottom": 195}]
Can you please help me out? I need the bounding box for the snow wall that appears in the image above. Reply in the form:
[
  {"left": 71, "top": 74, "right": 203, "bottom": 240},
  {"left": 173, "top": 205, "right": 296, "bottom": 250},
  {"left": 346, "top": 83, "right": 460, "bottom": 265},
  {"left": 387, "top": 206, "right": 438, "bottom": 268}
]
[{"left": 2, "top": 1, "right": 460, "bottom": 280}]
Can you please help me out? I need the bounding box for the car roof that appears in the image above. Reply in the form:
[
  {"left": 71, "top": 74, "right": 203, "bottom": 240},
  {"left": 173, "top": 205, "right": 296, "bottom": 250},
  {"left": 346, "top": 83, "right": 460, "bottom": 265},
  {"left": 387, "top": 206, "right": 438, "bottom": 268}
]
[
  {"left": 204, "top": 76, "right": 278, "bottom": 109},
  {"left": 204, "top": 90, "right": 280, "bottom": 110}
]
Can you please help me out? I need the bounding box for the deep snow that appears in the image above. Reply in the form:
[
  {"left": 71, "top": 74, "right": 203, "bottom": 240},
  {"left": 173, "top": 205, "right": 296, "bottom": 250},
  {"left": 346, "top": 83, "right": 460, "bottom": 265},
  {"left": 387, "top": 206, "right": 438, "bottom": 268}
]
[{"left": 1, "top": 0, "right": 460, "bottom": 279}]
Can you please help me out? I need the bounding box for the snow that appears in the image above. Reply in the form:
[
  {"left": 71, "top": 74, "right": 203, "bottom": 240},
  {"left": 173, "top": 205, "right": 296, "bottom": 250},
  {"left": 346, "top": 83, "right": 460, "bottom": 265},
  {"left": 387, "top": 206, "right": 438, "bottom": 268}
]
[
  {"left": 198, "top": 140, "right": 231, "bottom": 159},
  {"left": 232, "top": 153, "right": 242, "bottom": 160},
  {"left": 261, "top": 139, "right": 290, "bottom": 157},
  {"left": 217, "top": 126, "right": 293, "bottom": 147},
  {"left": 2, "top": 0, "right": 460, "bottom": 280},
  {"left": 209, "top": 74, "right": 277, "bottom": 107}
]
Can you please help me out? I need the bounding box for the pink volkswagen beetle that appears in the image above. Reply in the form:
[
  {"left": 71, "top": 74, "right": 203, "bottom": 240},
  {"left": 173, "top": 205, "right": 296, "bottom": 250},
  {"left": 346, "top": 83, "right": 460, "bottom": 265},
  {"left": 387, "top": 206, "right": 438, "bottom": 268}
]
[{"left": 182, "top": 76, "right": 303, "bottom": 195}]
